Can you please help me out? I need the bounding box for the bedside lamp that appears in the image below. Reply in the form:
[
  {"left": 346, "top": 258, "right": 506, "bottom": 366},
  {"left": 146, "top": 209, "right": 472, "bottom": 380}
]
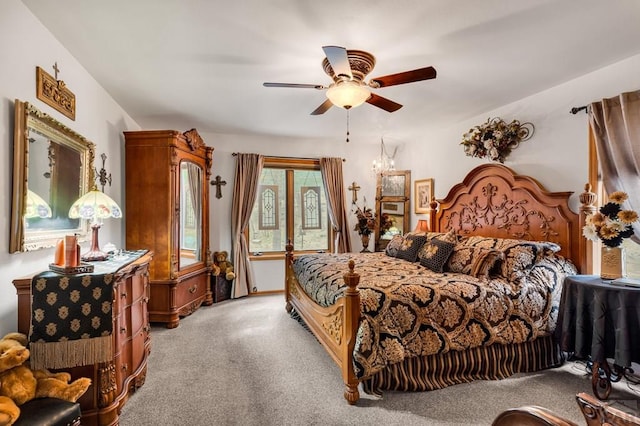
[
  {"left": 68, "top": 189, "right": 122, "bottom": 261},
  {"left": 414, "top": 219, "right": 429, "bottom": 233}
]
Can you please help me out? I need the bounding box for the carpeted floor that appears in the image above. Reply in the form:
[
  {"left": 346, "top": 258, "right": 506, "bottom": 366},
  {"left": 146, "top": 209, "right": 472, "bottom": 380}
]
[{"left": 118, "top": 294, "right": 640, "bottom": 425}]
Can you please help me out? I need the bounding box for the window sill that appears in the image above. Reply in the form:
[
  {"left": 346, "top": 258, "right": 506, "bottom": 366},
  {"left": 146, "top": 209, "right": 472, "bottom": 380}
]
[
  {"left": 248, "top": 250, "right": 330, "bottom": 261},
  {"left": 248, "top": 253, "right": 284, "bottom": 261}
]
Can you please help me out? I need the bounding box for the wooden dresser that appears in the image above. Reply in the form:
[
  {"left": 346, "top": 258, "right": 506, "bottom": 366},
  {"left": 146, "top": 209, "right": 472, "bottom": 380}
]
[
  {"left": 123, "top": 129, "right": 214, "bottom": 328},
  {"left": 13, "top": 251, "right": 153, "bottom": 426}
]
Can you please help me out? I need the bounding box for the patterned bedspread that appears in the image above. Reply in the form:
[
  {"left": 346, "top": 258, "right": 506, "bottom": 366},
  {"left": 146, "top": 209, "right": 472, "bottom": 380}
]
[{"left": 292, "top": 252, "right": 576, "bottom": 380}]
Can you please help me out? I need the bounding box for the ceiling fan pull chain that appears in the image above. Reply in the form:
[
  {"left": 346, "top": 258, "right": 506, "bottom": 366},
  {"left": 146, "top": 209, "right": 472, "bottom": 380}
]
[{"left": 346, "top": 110, "right": 350, "bottom": 143}]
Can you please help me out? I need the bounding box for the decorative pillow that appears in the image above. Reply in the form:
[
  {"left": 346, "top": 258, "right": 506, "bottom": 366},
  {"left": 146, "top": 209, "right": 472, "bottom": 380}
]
[
  {"left": 452, "top": 236, "right": 561, "bottom": 280},
  {"left": 493, "top": 238, "right": 560, "bottom": 280},
  {"left": 447, "top": 246, "right": 491, "bottom": 275},
  {"left": 434, "top": 229, "right": 459, "bottom": 244},
  {"left": 384, "top": 234, "right": 404, "bottom": 257},
  {"left": 395, "top": 234, "right": 428, "bottom": 262},
  {"left": 419, "top": 239, "right": 456, "bottom": 273},
  {"left": 469, "top": 248, "right": 504, "bottom": 278}
]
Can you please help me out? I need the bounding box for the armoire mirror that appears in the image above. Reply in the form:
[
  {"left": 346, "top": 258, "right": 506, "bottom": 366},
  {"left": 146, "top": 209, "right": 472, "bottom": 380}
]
[
  {"left": 374, "top": 170, "right": 411, "bottom": 252},
  {"left": 179, "top": 161, "right": 203, "bottom": 268},
  {"left": 10, "top": 99, "right": 95, "bottom": 252}
]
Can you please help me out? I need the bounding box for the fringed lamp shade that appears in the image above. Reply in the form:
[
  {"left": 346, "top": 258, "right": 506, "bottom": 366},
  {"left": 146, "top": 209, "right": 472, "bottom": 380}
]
[
  {"left": 68, "top": 190, "right": 122, "bottom": 261},
  {"left": 25, "top": 189, "right": 52, "bottom": 219}
]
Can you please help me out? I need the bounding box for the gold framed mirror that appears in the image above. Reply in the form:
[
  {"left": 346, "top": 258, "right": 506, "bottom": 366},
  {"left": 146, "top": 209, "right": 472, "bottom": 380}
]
[
  {"left": 374, "top": 170, "right": 411, "bottom": 252},
  {"left": 10, "top": 99, "right": 95, "bottom": 252}
]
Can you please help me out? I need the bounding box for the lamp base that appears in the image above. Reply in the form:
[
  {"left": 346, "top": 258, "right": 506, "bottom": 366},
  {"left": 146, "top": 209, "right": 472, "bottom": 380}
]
[
  {"left": 81, "top": 250, "right": 109, "bottom": 262},
  {"left": 82, "top": 222, "right": 108, "bottom": 262}
]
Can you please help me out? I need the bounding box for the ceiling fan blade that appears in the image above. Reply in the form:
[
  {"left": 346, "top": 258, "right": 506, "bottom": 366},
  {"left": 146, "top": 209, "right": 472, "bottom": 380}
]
[
  {"left": 366, "top": 93, "right": 403, "bottom": 113},
  {"left": 369, "top": 66, "right": 437, "bottom": 88},
  {"left": 322, "top": 46, "right": 352, "bottom": 80},
  {"left": 263, "top": 82, "right": 325, "bottom": 89},
  {"left": 310, "top": 99, "right": 334, "bottom": 115}
]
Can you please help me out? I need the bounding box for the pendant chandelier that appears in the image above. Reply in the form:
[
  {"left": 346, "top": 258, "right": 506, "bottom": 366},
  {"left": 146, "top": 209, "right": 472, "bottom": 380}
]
[{"left": 371, "top": 138, "right": 396, "bottom": 175}]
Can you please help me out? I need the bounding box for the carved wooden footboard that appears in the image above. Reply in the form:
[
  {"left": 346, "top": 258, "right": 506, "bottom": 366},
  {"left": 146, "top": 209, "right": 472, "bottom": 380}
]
[{"left": 285, "top": 241, "right": 361, "bottom": 404}]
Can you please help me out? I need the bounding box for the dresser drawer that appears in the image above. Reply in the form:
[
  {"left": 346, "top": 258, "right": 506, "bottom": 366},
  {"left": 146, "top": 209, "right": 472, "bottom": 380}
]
[{"left": 175, "top": 273, "right": 208, "bottom": 308}]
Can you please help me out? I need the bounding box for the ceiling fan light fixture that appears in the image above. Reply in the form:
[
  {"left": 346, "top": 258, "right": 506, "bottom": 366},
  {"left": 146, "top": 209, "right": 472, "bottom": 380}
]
[{"left": 326, "top": 81, "right": 370, "bottom": 109}]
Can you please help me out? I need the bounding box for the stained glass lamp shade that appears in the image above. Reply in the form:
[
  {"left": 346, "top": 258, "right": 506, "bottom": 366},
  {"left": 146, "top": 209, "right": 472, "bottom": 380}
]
[
  {"left": 25, "top": 189, "right": 52, "bottom": 219},
  {"left": 68, "top": 190, "right": 122, "bottom": 261}
]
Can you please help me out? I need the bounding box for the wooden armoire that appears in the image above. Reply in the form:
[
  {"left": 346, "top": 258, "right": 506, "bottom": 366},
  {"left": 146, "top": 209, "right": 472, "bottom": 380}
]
[{"left": 124, "top": 129, "right": 214, "bottom": 328}]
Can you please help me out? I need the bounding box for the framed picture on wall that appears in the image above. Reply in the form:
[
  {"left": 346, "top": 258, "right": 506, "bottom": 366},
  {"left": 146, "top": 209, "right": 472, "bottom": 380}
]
[{"left": 414, "top": 178, "right": 434, "bottom": 214}]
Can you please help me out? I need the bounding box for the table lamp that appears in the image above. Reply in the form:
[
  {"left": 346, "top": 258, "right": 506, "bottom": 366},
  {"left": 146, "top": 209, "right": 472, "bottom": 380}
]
[
  {"left": 68, "top": 189, "right": 122, "bottom": 261},
  {"left": 414, "top": 219, "right": 429, "bottom": 233}
]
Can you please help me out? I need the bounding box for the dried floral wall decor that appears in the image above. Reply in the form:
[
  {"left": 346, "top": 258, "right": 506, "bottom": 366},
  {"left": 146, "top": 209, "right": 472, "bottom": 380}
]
[{"left": 461, "top": 117, "right": 534, "bottom": 163}]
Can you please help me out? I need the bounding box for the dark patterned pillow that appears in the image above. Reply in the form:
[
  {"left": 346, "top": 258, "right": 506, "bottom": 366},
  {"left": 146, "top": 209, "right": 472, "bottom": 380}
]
[
  {"left": 469, "top": 248, "right": 504, "bottom": 278},
  {"left": 384, "top": 234, "right": 404, "bottom": 257},
  {"left": 453, "top": 236, "right": 561, "bottom": 280},
  {"left": 395, "top": 234, "right": 428, "bottom": 262},
  {"left": 419, "top": 239, "right": 456, "bottom": 272},
  {"left": 447, "top": 246, "right": 481, "bottom": 274}
]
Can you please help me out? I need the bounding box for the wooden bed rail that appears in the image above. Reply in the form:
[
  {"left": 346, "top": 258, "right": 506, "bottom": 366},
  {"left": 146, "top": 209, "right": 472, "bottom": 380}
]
[{"left": 284, "top": 241, "right": 362, "bottom": 404}]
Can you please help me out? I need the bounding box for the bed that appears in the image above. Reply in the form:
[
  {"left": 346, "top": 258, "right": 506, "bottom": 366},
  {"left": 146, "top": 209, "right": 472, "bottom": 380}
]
[{"left": 284, "top": 164, "right": 586, "bottom": 404}]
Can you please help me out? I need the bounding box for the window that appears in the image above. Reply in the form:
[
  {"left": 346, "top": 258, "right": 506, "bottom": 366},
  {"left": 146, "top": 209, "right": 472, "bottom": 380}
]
[
  {"left": 621, "top": 238, "right": 640, "bottom": 278},
  {"left": 248, "top": 158, "right": 330, "bottom": 254},
  {"left": 589, "top": 135, "right": 640, "bottom": 278}
]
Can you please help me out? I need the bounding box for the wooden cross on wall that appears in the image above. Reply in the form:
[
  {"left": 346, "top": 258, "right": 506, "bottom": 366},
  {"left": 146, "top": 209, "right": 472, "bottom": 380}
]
[
  {"left": 348, "top": 181, "right": 361, "bottom": 204},
  {"left": 210, "top": 175, "right": 227, "bottom": 199}
]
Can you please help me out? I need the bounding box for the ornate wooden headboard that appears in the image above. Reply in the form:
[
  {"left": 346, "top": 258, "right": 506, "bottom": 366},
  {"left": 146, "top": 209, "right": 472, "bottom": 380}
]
[{"left": 429, "top": 164, "right": 582, "bottom": 272}]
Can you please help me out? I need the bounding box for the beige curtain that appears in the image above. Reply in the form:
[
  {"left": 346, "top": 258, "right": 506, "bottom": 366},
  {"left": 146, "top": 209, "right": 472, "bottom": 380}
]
[
  {"left": 231, "top": 153, "right": 264, "bottom": 298},
  {"left": 589, "top": 90, "right": 640, "bottom": 241},
  {"left": 320, "top": 157, "right": 352, "bottom": 253}
]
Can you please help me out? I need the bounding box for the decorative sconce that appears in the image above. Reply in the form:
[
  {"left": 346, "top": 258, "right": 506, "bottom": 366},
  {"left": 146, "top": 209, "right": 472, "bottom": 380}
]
[{"left": 95, "top": 153, "right": 112, "bottom": 192}]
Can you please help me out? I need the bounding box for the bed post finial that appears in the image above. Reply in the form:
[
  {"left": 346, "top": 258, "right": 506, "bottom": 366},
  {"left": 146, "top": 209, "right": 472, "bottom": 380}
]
[
  {"left": 579, "top": 183, "right": 597, "bottom": 213},
  {"left": 429, "top": 197, "right": 439, "bottom": 232}
]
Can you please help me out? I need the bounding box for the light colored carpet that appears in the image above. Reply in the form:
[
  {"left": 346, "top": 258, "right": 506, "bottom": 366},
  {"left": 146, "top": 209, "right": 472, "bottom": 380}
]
[{"left": 119, "top": 294, "right": 640, "bottom": 425}]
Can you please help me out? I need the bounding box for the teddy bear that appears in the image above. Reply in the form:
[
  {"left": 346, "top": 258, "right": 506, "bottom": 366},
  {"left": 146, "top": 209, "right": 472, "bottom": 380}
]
[
  {"left": 212, "top": 250, "right": 236, "bottom": 281},
  {"left": 0, "top": 332, "right": 92, "bottom": 426}
]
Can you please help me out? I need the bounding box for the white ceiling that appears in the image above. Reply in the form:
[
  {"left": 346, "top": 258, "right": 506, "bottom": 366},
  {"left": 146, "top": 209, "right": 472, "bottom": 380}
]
[{"left": 22, "top": 0, "right": 640, "bottom": 143}]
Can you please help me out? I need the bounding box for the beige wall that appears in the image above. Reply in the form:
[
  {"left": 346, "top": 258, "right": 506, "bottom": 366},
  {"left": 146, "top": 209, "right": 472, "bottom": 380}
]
[{"left": 0, "top": 1, "right": 140, "bottom": 335}]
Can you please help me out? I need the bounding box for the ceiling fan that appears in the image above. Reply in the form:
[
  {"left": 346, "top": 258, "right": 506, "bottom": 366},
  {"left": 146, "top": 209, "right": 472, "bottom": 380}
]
[{"left": 263, "top": 46, "right": 437, "bottom": 115}]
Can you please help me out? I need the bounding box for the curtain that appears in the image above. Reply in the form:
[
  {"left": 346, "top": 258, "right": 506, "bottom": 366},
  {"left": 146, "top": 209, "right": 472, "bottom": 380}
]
[
  {"left": 589, "top": 90, "right": 640, "bottom": 241},
  {"left": 320, "top": 157, "right": 352, "bottom": 253},
  {"left": 231, "top": 153, "right": 264, "bottom": 298}
]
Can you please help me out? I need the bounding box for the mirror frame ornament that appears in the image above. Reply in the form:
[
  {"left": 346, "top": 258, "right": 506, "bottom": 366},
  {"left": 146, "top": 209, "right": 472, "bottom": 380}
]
[{"left": 10, "top": 99, "right": 95, "bottom": 253}]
